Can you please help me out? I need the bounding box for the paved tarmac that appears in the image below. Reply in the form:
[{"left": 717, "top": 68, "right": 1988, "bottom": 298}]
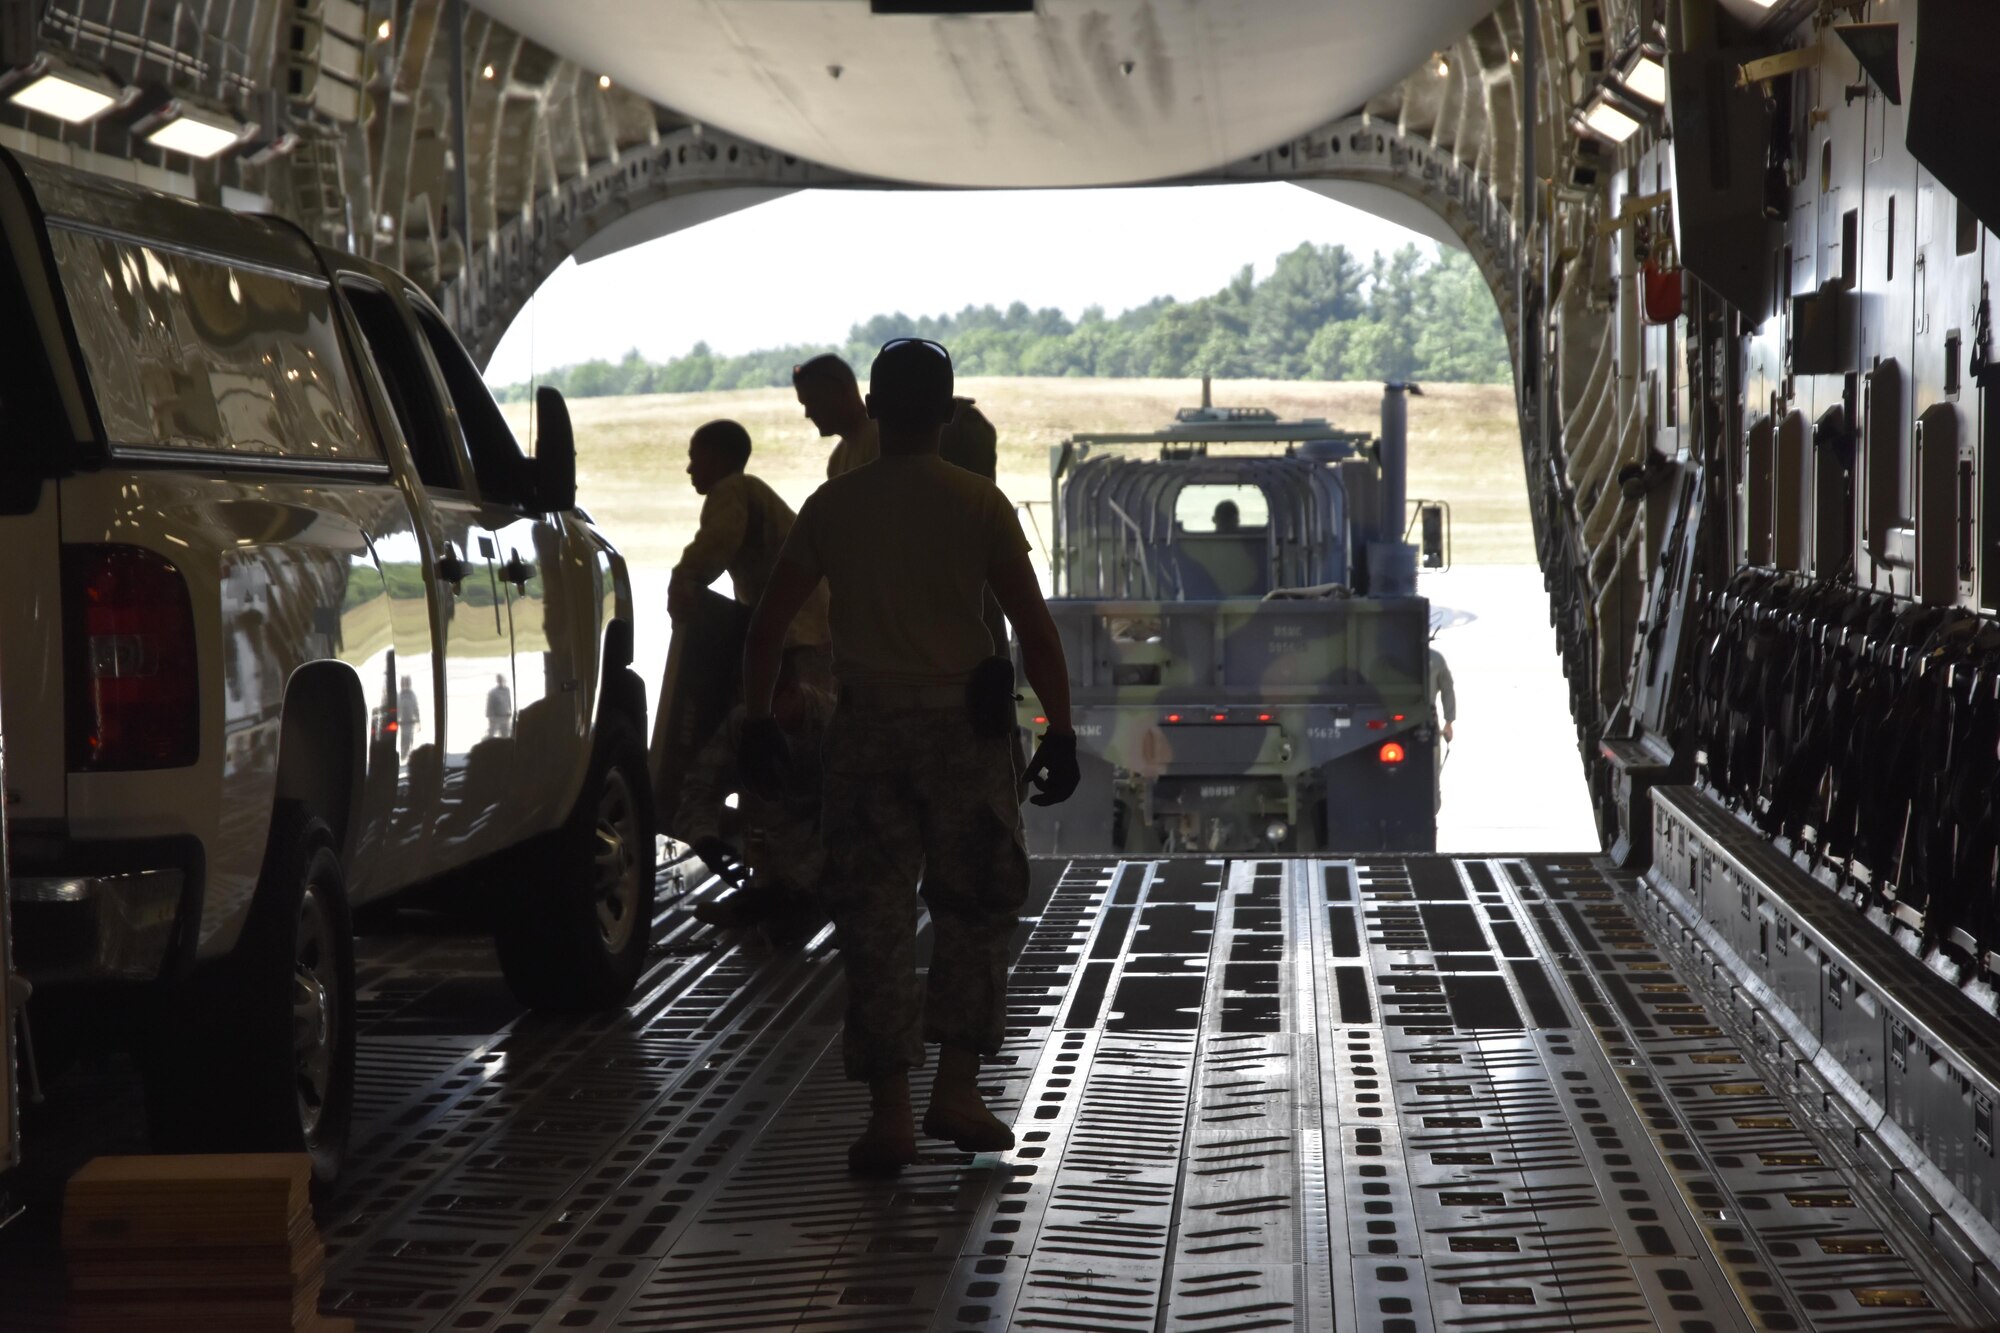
[{"left": 1419, "top": 566, "right": 1600, "bottom": 853}]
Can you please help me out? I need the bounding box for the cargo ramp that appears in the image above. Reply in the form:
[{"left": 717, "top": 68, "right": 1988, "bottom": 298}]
[{"left": 4, "top": 830, "right": 1998, "bottom": 1329}]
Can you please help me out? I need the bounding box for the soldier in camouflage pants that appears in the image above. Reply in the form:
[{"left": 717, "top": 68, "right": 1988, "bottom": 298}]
[
  {"left": 738, "top": 338, "right": 1079, "bottom": 1175},
  {"left": 818, "top": 705, "right": 1028, "bottom": 1078},
  {"left": 675, "top": 691, "right": 829, "bottom": 943}
]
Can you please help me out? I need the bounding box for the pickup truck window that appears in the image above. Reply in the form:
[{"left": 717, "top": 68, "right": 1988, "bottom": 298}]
[
  {"left": 339, "top": 280, "right": 463, "bottom": 491},
  {"left": 48, "top": 227, "right": 379, "bottom": 466},
  {"left": 411, "top": 304, "right": 531, "bottom": 507}
]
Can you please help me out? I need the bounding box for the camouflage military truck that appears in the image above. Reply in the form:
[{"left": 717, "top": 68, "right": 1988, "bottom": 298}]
[{"left": 1018, "top": 384, "right": 1440, "bottom": 855}]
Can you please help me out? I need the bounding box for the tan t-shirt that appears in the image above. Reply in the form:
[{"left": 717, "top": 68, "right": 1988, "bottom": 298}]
[
  {"left": 780, "top": 454, "right": 1028, "bottom": 686},
  {"left": 674, "top": 471, "right": 829, "bottom": 646},
  {"left": 825, "top": 419, "right": 880, "bottom": 478}
]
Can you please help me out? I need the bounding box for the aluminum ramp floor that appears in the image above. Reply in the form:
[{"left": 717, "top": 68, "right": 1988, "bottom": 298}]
[{"left": 3, "top": 855, "right": 1990, "bottom": 1331}]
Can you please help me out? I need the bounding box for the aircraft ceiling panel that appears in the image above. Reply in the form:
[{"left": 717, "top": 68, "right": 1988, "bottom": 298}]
[{"left": 471, "top": 0, "right": 1500, "bottom": 187}]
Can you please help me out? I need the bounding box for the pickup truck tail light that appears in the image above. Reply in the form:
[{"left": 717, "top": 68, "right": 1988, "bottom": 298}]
[{"left": 64, "top": 545, "right": 199, "bottom": 771}]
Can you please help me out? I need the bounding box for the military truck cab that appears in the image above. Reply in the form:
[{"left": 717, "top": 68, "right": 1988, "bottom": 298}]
[{"left": 1021, "top": 387, "right": 1438, "bottom": 856}]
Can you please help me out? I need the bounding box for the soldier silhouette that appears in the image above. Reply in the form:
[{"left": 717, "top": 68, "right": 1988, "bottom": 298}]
[
  {"left": 740, "top": 337, "right": 1079, "bottom": 1175},
  {"left": 793, "top": 354, "right": 879, "bottom": 478},
  {"left": 485, "top": 673, "right": 512, "bottom": 739},
  {"left": 667, "top": 417, "right": 831, "bottom": 660},
  {"left": 397, "top": 674, "right": 421, "bottom": 759}
]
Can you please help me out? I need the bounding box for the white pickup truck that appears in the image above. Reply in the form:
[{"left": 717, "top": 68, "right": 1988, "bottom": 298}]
[{"left": 0, "top": 150, "right": 654, "bottom": 1182}]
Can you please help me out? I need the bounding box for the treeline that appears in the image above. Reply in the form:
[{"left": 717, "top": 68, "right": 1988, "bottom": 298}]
[{"left": 495, "top": 242, "right": 1509, "bottom": 401}]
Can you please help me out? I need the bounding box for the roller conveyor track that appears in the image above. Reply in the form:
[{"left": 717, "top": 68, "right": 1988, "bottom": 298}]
[{"left": 4, "top": 855, "right": 1992, "bottom": 1331}]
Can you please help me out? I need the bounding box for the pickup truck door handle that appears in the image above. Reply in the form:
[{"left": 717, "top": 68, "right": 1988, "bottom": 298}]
[
  {"left": 436, "top": 546, "right": 467, "bottom": 590},
  {"left": 502, "top": 553, "right": 534, "bottom": 590}
]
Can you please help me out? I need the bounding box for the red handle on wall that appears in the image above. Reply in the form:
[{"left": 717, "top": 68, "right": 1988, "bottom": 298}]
[{"left": 1642, "top": 258, "right": 1684, "bottom": 324}]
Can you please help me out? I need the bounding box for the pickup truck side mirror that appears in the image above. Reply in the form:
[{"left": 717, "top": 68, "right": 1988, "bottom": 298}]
[{"left": 532, "top": 385, "right": 577, "bottom": 513}]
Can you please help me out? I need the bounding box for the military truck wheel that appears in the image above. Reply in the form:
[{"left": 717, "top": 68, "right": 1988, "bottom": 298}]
[
  {"left": 496, "top": 711, "right": 656, "bottom": 1012},
  {"left": 145, "top": 803, "right": 356, "bottom": 1185}
]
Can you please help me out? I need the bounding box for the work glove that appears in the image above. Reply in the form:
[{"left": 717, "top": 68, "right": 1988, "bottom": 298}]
[
  {"left": 690, "top": 836, "right": 747, "bottom": 886},
  {"left": 1024, "top": 732, "right": 1080, "bottom": 807},
  {"left": 739, "top": 716, "right": 791, "bottom": 798}
]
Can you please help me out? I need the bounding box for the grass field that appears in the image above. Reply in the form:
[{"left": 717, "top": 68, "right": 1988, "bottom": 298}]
[{"left": 502, "top": 377, "right": 1529, "bottom": 574}]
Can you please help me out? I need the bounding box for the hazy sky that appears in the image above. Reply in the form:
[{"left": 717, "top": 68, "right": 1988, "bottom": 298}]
[{"left": 484, "top": 181, "right": 1432, "bottom": 385}]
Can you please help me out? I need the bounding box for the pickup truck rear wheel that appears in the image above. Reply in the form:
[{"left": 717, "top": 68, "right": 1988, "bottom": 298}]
[
  {"left": 144, "top": 804, "right": 356, "bottom": 1184},
  {"left": 496, "top": 710, "right": 656, "bottom": 1011}
]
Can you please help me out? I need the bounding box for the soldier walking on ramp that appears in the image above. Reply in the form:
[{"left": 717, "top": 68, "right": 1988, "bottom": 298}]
[{"left": 741, "top": 338, "right": 1080, "bottom": 1176}]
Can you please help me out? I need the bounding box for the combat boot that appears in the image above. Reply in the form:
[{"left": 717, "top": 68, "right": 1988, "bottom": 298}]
[
  {"left": 848, "top": 1072, "right": 919, "bottom": 1176},
  {"left": 923, "top": 1044, "right": 1015, "bottom": 1152}
]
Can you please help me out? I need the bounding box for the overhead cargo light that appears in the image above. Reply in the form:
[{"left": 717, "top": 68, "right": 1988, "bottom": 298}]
[
  {"left": 3, "top": 54, "right": 129, "bottom": 125},
  {"left": 1615, "top": 48, "right": 1668, "bottom": 106},
  {"left": 1579, "top": 92, "right": 1643, "bottom": 143},
  {"left": 137, "top": 101, "right": 248, "bottom": 159}
]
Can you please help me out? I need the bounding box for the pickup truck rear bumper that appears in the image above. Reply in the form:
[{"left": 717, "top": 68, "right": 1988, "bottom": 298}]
[{"left": 9, "top": 836, "right": 203, "bottom": 984}]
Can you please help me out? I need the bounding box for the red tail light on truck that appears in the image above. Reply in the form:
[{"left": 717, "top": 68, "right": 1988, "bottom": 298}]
[{"left": 64, "top": 545, "right": 199, "bottom": 770}]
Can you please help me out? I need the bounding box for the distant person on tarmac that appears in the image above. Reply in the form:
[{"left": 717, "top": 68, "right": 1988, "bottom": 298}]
[
  {"left": 486, "top": 674, "right": 512, "bottom": 739},
  {"left": 667, "top": 419, "right": 831, "bottom": 654},
  {"left": 1212, "top": 499, "right": 1242, "bottom": 533},
  {"left": 794, "top": 354, "right": 879, "bottom": 478},
  {"left": 1430, "top": 646, "right": 1456, "bottom": 745},
  {"left": 740, "top": 337, "right": 1080, "bottom": 1177},
  {"left": 677, "top": 646, "right": 832, "bottom": 945},
  {"left": 397, "top": 674, "right": 421, "bottom": 759},
  {"left": 1430, "top": 645, "right": 1456, "bottom": 813}
]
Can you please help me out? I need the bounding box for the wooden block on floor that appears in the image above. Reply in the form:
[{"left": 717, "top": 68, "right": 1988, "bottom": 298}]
[
  {"left": 64, "top": 1153, "right": 311, "bottom": 1251},
  {"left": 61, "top": 1153, "right": 343, "bottom": 1332}
]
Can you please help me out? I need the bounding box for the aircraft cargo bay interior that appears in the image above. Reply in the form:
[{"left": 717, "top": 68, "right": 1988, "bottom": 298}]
[{"left": 3, "top": 2, "right": 2000, "bottom": 1331}]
